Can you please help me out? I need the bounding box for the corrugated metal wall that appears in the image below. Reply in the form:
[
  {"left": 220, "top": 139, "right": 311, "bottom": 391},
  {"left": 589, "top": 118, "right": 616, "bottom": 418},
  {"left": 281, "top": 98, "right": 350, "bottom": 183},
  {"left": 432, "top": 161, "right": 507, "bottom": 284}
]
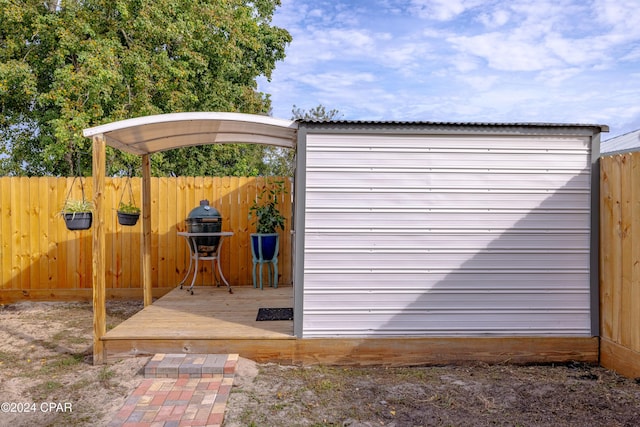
[{"left": 302, "top": 132, "right": 593, "bottom": 337}]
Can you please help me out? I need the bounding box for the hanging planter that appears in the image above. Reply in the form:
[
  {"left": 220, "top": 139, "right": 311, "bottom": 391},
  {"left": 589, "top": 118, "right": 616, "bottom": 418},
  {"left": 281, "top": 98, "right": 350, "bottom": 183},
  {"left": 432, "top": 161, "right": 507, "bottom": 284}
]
[
  {"left": 117, "top": 204, "right": 140, "bottom": 226},
  {"left": 62, "top": 210, "right": 93, "bottom": 231},
  {"left": 116, "top": 176, "right": 140, "bottom": 226},
  {"left": 61, "top": 177, "right": 93, "bottom": 231}
]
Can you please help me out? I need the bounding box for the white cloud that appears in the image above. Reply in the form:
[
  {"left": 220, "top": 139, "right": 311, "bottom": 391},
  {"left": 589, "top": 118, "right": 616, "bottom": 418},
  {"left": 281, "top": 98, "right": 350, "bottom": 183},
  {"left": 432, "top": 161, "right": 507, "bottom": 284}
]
[
  {"left": 459, "top": 74, "right": 500, "bottom": 91},
  {"left": 535, "top": 67, "right": 582, "bottom": 85},
  {"left": 383, "top": 44, "right": 419, "bottom": 65},
  {"left": 298, "top": 71, "right": 377, "bottom": 91},
  {"left": 261, "top": 0, "right": 640, "bottom": 137},
  {"left": 411, "top": 0, "right": 465, "bottom": 20},
  {"left": 408, "top": 0, "right": 484, "bottom": 21},
  {"left": 543, "top": 36, "right": 596, "bottom": 67},
  {"left": 321, "top": 29, "right": 378, "bottom": 51},
  {"left": 595, "top": 0, "right": 640, "bottom": 37},
  {"left": 448, "top": 32, "right": 562, "bottom": 71},
  {"left": 621, "top": 47, "right": 640, "bottom": 62},
  {"left": 449, "top": 54, "right": 481, "bottom": 73},
  {"left": 478, "top": 9, "right": 510, "bottom": 28}
]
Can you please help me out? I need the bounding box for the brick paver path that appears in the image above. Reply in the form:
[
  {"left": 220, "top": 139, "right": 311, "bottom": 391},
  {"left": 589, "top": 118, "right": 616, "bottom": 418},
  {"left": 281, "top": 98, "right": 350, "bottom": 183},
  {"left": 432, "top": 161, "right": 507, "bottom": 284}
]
[{"left": 109, "top": 354, "right": 238, "bottom": 427}]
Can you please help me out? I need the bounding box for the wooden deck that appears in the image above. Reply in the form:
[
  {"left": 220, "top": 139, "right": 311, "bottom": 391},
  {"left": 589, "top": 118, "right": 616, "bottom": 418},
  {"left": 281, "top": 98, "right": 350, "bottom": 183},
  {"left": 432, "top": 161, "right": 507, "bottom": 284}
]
[
  {"left": 102, "top": 285, "right": 296, "bottom": 362},
  {"left": 102, "top": 284, "right": 600, "bottom": 366}
]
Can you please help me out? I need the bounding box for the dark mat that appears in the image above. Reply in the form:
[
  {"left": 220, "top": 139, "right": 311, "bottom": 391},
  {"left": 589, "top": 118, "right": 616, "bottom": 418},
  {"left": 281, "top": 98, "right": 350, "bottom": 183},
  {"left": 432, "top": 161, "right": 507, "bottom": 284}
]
[{"left": 256, "top": 307, "right": 293, "bottom": 321}]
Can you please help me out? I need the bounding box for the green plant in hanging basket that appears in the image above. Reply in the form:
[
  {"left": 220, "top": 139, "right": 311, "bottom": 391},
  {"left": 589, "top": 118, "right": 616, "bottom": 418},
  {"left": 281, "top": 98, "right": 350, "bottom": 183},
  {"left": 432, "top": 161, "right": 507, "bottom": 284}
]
[
  {"left": 61, "top": 199, "right": 94, "bottom": 215},
  {"left": 61, "top": 199, "right": 93, "bottom": 230},
  {"left": 117, "top": 201, "right": 140, "bottom": 226},
  {"left": 61, "top": 173, "right": 93, "bottom": 230},
  {"left": 116, "top": 175, "right": 140, "bottom": 226},
  {"left": 117, "top": 201, "right": 141, "bottom": 214}
]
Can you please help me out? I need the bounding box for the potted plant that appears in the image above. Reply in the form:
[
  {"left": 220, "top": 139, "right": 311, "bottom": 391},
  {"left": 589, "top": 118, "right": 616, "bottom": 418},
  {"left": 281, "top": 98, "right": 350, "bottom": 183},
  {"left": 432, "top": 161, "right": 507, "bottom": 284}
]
[
  {"left": 61, "top": 199, "right": 93, "bottom": 231},
  {"left": 248, "top": 180, "right": 287, "bottom": 262},
  {"left": 117, "top": 201, "right": 141, "bottom": 226}
]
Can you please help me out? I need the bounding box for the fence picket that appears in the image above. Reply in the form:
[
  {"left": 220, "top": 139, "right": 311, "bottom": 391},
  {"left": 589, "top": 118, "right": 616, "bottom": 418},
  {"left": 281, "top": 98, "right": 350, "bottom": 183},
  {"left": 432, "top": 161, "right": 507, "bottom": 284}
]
[
  {"left": 600, "top": 155, "right": 639, "bottom": 354},
  {"left": 0, "top": 176, "right": 291, "bottom": 299}
]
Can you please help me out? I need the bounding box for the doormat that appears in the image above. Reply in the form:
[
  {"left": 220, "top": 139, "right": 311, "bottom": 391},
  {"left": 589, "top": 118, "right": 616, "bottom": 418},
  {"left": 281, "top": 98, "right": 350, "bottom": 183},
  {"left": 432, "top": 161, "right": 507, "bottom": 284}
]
[{"left": 256, "top": 307, "right": 293, "bottom": 321}]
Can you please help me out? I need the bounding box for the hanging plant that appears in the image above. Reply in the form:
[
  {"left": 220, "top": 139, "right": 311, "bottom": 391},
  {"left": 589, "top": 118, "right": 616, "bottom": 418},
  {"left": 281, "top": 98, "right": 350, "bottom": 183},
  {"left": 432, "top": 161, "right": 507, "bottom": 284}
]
[
  {"left": 116, "top": 176, "right": 140, "bottom": 226},
  {"left": 61, "top": 177, "right": 93, "bottom": 231}
]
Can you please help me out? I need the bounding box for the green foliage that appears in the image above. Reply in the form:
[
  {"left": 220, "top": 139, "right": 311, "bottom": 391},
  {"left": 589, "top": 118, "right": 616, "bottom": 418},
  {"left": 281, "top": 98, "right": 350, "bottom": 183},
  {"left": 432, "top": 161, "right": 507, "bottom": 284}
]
[
  {"left": 117, "top": 201, "right": 140, "bottom": 214},
  {"left": 98, "top": 366, "right": 116, "bottom": 386},
  {"left": 261, "top": 146, "right": 295, "bottom": 176},
  {"left": 0, "top": 0, "right": 291, "bottom": 176},
  {"left": 291, "top": 104, "right": 343, "bottom": 122},
  {"left": 248, "top": 180, "right": 287, "bottom": 233},
  {"left": 156, "top": 144, "right": 269, "bottom": 177},
  {"left": 260, "top": 104, "right": 343, "bottom": 177},
  {"left": 61, "top": 199, "right": 93, "bottom": 213}
]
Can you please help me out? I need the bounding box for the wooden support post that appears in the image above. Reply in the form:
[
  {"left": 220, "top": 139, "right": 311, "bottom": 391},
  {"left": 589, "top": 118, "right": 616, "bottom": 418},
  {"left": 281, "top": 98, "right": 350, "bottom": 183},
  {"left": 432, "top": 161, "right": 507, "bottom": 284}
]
[
  {"left": 92, "top": 135, "right": 106, "bottom": 364},
  {"left": 142, "top": 154, "right": 153, "bottom": 307}
]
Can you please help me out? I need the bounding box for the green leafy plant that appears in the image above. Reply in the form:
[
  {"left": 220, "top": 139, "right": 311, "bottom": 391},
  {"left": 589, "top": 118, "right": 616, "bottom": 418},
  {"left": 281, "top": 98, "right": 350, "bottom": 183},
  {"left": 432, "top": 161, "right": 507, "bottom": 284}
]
[
  {"left": 248, "top": 180, "right": 287, "bottom": 234},
  {"left": 61, "top": 199, "right": 93, "bottom": 215},
  {"left": 117, "top": 201, "right": 140, "bottom": 214}
]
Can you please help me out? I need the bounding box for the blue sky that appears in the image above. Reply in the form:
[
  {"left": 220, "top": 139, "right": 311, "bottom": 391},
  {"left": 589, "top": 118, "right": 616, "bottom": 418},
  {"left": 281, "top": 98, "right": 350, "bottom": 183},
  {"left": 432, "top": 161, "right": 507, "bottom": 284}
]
[{"left": 258, "top": 0, "right": 640, "bottom": 139}]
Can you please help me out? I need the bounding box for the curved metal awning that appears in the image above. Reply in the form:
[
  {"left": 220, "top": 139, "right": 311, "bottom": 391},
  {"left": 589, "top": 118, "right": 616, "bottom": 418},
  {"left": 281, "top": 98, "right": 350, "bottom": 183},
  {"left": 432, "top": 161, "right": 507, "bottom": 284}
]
[{"left": 82, "top": 112, "right": 298, "bottom": 155}]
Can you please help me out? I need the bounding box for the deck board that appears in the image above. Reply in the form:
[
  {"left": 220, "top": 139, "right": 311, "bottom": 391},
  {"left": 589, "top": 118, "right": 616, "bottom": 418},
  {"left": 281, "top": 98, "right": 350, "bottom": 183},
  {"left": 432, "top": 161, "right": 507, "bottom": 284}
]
[
  {"left": 101, "top": 284, "right": 599, "bottom": 366},
  {"left": 103, "top": 285, "right": 294, "bottom": 341}
]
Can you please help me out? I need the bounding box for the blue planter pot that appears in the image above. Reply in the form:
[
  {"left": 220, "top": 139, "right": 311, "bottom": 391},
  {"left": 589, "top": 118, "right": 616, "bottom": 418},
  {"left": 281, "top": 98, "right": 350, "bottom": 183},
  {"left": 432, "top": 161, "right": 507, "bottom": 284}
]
[{"left": 251, "top": 233, "right": 279, "bottom": 261}]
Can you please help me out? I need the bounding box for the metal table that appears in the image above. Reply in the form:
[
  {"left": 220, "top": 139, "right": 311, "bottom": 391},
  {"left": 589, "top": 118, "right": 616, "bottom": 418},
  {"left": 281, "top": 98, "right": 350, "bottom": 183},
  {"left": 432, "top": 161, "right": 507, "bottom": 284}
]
[{"left": 177, "top": 231, "right": 234, "bottom": 295}]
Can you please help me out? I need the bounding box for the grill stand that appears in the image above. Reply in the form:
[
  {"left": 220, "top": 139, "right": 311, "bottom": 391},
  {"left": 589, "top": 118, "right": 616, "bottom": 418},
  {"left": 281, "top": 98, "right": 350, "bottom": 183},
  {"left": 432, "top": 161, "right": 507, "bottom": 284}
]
[{"left": 177, "top": 232, "right": 234, "bottom": 295}]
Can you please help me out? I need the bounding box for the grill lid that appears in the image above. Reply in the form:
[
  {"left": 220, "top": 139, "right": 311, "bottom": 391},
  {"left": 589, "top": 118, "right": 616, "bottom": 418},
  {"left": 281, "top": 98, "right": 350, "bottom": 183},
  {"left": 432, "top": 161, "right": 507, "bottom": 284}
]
[{"left": 187, "top": 200, "right": 221, "bottom": 220}]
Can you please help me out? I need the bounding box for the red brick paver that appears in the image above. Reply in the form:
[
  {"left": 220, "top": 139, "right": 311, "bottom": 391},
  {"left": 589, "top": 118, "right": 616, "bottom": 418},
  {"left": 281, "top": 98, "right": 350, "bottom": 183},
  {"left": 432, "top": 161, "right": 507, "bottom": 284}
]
[{"left": 109, "top": 354, "right": 238, "bottom": 427}]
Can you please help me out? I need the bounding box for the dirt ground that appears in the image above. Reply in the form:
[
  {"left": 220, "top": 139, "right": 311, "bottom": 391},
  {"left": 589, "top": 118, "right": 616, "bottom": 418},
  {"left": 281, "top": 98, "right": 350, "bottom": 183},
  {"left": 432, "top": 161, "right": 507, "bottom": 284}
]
[{"left": 1, "top": 301, "right": 640, "bottom": 427}]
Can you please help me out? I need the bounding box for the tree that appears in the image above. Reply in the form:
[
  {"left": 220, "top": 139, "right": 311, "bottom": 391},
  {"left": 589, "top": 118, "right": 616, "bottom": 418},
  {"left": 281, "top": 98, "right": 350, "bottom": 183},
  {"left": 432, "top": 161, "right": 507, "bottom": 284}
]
[
  {"left": 291, "top": 104, "right": 342, "bottom": 122},
  {"left": 262, "top": 104, "right": 343, "bottom": 176},
  {"left": 0, "top": 0, "right": 291, "bottom": 176}
]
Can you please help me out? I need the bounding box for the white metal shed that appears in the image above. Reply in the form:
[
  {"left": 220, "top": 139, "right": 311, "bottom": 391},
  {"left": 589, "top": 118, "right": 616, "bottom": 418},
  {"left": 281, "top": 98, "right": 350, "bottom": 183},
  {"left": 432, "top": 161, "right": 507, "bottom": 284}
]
[
  {"left": 293, "top": 121, "right": 606, "bottom": 339},
  {"left": 85, "top": 114, "right": 607, "bottom": 363}
]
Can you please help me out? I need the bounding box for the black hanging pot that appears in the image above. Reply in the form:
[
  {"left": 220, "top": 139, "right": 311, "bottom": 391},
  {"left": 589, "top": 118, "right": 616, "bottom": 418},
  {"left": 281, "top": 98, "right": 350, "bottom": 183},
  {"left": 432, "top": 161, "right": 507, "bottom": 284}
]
[
  {"left": 62, "top": 176, "right": 93, "bottom": 231},
  {"left": 117, "top": 211, "right": 140, "bottom": 226},
  {"left": 117, "top": 175, "right": 140, "bottom": 226},
  {"left": 63, "top": 212, "right": 92, "bottom": 231}
]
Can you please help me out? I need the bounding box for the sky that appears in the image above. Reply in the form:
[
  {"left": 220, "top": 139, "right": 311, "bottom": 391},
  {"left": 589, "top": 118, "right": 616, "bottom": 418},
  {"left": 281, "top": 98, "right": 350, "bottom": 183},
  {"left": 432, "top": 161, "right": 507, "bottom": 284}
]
[{"left": 257, "top": 0, "right": 640, "bottom": 139}]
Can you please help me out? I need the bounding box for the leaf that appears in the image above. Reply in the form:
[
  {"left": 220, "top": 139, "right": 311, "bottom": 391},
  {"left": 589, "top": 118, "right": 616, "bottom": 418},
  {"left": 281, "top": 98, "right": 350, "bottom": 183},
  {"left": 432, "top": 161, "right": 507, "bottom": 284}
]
[{"left": 0, "top": 0, "right": 292, "bottom": 176}]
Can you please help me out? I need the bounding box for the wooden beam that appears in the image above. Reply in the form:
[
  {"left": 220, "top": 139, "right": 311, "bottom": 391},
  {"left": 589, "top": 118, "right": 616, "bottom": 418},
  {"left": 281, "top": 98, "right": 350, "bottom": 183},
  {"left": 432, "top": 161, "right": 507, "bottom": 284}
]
[
  {"left": 142, "top": 154, "right": 153, "bottom": 307},
  {"left": 92, "top": 135, "right": 106, "bottom": 364},
  {"left": 0, "top": 287, "right": 175, "bottom": 303},
  {"left": 292, "top": 337, "right": 599, "bottom": 366},
  {"left": 601, "top": 337, "right": 640, "bottom": 379},
  {"left": 100, "top": 287, "right": 599, "bottom": 367},
  {"left": 102, "top": 336, "right": 599, "bottom": 366}
]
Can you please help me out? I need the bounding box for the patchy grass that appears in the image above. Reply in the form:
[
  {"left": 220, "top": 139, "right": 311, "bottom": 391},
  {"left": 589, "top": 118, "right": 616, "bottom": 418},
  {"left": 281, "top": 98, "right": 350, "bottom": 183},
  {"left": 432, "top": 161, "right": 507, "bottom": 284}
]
[
  {"left": 4, "top": 301, "right": 640, "bottom": 427},
  {"left": 0, "top": 300, "right": 147, "bottom": 426},
  {"left": 224, "top": 362, "right": 640, "bottom": 427}
]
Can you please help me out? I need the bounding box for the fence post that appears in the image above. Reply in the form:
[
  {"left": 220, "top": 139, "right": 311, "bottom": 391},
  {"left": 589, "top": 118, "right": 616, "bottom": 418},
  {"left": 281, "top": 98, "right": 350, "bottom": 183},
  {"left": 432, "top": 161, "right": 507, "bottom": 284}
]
[{"left": 92, "top": 135, "right": 106, "bottom": 364}]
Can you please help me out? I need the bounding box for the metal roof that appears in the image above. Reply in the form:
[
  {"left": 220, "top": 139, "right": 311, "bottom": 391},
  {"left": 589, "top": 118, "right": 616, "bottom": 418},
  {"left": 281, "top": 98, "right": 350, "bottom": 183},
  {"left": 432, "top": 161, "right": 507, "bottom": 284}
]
[
  {"left": 601, "top": 129, "right": 640, "bottom": 155},
  {"left": 83, "top": 113, "right": 608, "bottom": 155},
  {"left": 299, "top": 119, "right": 609, "bottom": 131},
  {"left": 82, "top": 112, "right": 298, "bottom": 155}
]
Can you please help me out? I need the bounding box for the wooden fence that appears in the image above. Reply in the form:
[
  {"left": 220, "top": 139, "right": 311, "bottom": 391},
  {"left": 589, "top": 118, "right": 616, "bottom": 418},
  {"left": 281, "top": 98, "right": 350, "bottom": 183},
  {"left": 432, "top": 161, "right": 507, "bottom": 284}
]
[
  {"left": 600, "top": 153, "right": 640, "bottom": 378},
  {"left": 0, "top": 176, "right": 292, "bottom": 302}
]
